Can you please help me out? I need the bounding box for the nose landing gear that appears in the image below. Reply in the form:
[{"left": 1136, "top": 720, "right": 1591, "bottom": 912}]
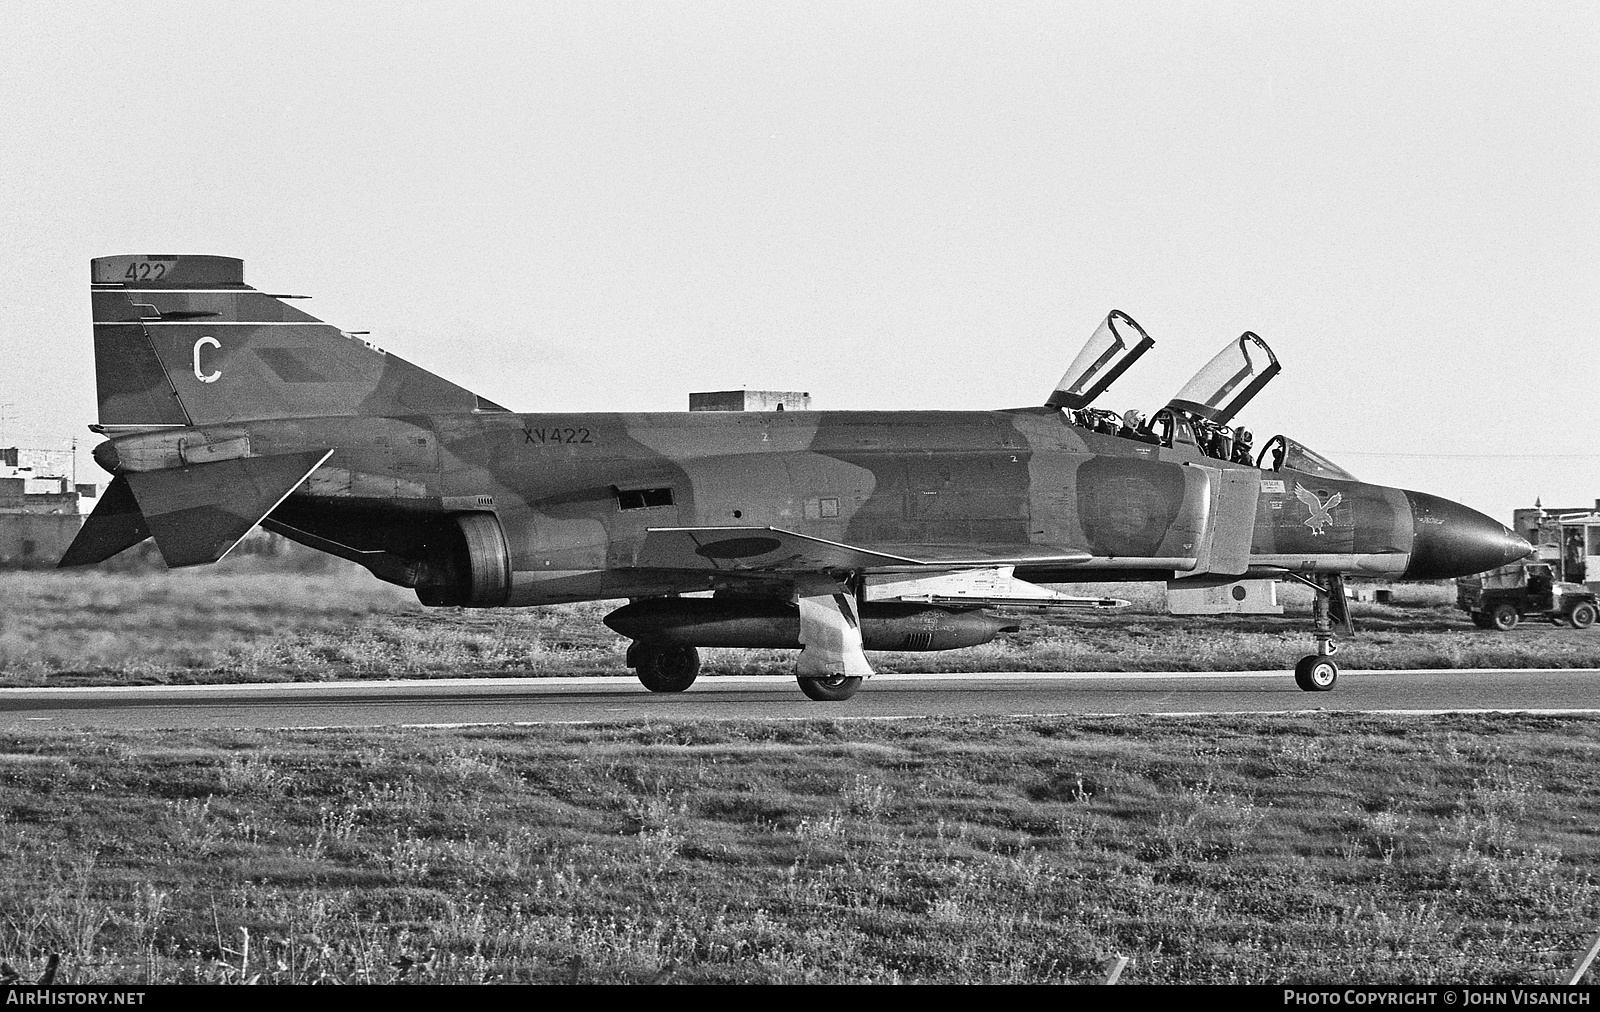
[{"left": 1290, "top": 573, "right": 1351, "bottom": 692}]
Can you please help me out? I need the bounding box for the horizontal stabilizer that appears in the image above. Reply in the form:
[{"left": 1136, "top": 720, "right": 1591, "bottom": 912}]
[
  {"left": 124, "top": 449, "right": 332, "bottom": 567},
  {"left": 637, "top": 526, "right": 1090, "bottom": 573},
  {"left": 57, "top": 476, "right": 152, "bottom": 567}
]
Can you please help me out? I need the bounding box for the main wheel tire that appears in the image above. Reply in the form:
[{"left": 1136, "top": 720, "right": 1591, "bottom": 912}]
[
  {"left": 635, "top": 645, "right": 700, "bottom": 693},
  {"left": 1489, "top": 603, "right": 1520, "bottom": 632},
  {"left": 1568, "top": 602, "right": 1597, "bottom": 630},
  {"left": 1294, "top": 654, "right": 1338, "bottom": 692},
  {"left": 797, "top": 673, "right": 863, "bottom": 701}
]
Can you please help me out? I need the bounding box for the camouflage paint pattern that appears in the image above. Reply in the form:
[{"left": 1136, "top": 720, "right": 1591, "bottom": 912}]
[{"left": 71, "top": 256, "right": 1531, "bottom": 615}]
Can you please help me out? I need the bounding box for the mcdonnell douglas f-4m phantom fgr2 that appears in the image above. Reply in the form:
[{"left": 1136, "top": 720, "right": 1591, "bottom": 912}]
[{"left": 64, "top": 255, "right": 1531, "bottom": 699}]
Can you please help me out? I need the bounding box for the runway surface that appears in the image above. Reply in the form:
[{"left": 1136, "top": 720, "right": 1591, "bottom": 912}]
[{"left": 2, "top": 668, "right": 1598, "bottom": 729}]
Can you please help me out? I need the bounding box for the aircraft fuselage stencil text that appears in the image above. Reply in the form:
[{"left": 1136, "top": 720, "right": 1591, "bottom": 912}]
[{"left": 522, "top": 426, "right": 593, "bottom": 445}]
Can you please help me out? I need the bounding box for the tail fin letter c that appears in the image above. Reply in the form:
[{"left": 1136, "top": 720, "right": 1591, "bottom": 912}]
[{"left": 193, "top": 336, "right": 221, "bottom": 383}]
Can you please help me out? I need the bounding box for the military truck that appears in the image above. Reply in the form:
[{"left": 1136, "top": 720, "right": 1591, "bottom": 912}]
[{"left": 1457, "top": 562, "right": 1597, "bottom": 630}]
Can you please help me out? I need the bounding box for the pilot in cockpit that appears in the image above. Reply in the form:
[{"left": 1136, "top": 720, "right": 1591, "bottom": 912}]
[
  {"left": 1232, "top": 427, "right": 1254, "bottom": 465},
  {"left": 1050, "top": 313, "right": 1283, "bottom": 464},
  {"left": 1113, "top": 409, "right": 1158, "bottom": 445}
]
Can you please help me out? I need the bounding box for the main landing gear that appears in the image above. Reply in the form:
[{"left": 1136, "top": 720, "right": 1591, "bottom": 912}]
[
  {"left": 1291, "top": 573, "right": 1351, "bottom": 693},
  {"left": 621, "top": 580, "right": 873, "bottom": 700},
  {"left": 793, "top": 579, "right": 873, "bottom": 702},
  {"left": 626, "top": 643, "right": 866, "bottom": 700},
  {"left": 628, "top": 644, "right": 700, "bottom": 693},
  {"left": 797, "top": 673, "right": 863, "bottom": 701}
]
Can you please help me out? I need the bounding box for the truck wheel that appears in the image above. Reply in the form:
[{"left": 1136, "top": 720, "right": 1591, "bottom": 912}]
[
  {"left": 1568, "top": 603, "right": 1597, "bottom": 630},
  {"left": 1489, "top": 603, "right": 1520, "bottom": 632}
]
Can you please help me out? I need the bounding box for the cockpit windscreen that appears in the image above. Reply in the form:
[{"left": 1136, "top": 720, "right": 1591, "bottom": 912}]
[
  {"left": 1166, "top": 332, "right": 1281, "bottom": 425},
  {"left": 1045, "top": 310, "right": 1154, "bottom": 411},
  {"left": 1257, "top": 434, "right": 1359, "bottom": 481}
]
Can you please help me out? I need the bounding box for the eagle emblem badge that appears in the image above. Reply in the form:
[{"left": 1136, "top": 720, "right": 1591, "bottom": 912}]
[{"left": 1294, "top": 486, "right": 1343, "bottom": 535}]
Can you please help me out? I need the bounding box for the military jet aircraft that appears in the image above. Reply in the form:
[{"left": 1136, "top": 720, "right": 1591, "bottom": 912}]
[{"left": 63, "top": 255, "right": 1531, "bottom": 699}]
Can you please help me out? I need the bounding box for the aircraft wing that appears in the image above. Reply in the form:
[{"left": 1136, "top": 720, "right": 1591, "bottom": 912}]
[{"left": 636, "top": 526, "right": 1090, "bottom": 573}]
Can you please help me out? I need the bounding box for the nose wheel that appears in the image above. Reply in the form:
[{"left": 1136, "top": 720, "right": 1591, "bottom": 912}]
[
  {"left": 1294, "top": 654, "right": 1338, "bottom": 691},
  {"left": 1290, "top": 572, "right": 1349, "bottom": 692}
]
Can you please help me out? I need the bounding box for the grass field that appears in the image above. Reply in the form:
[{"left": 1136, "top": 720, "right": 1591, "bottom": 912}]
[
  {"left": 6, "top": 566, "right": 1600, "bottom": 984},
  {"left": 1, "top": 713, "right": 1597, "bottom": 984},
  {"left": 5, "top": 563, "right": 1600, "bottom": 687}
]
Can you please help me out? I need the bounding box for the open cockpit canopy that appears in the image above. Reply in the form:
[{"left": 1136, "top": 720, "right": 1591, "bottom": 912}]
[
  {"left": 1166, "top": 332, "right": 1280, "bottom": 426},
  {"left": 1045, "top": 310, "right": 1154, "bottom": 411}
]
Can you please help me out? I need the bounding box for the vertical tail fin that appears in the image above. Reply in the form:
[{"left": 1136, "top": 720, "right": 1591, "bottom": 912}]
[{"left": 90, "top": 255, "right": 507, "bottom": 427}]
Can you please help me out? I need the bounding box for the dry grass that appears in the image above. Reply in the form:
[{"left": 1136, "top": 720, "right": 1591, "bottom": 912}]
[
  {"left": 0, "top": 564, "right": 619, "bottom": 686},
  {"left": 0, "top": 714, "right": 1597, "bottom": 984},
  {"left": 3, "top": 568, "right": 1599, "bottom": 688}
]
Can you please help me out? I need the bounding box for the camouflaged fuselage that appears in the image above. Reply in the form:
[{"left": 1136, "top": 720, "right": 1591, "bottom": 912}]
[{"left": 179, "top": 405, "right": 1501, "bottom": 605}]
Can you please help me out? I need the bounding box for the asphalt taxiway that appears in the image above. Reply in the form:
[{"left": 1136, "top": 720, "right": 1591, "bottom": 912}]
[{"left": 1, "top": 668, "right": 1597, "bottom": 730}]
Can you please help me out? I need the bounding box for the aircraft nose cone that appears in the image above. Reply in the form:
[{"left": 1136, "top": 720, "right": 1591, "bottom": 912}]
[{"left": 1402, "top": 492, "right": 1533, "bottom": 580}]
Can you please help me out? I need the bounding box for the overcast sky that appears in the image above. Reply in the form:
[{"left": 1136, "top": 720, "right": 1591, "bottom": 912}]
[{"left": 2, "top": 2, "right": 1595, "bottom": 524}]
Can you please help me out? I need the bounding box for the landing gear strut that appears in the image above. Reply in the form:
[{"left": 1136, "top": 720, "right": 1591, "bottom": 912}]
[
  {"left": 1292, "top": 573, "right": 1349, "bottom": 692},
  {"left": 793, "top": 577, "right": 872, "bottom": 701},
  {"left": 628, "top": 643, "right": 700, "bottom": 693}
]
